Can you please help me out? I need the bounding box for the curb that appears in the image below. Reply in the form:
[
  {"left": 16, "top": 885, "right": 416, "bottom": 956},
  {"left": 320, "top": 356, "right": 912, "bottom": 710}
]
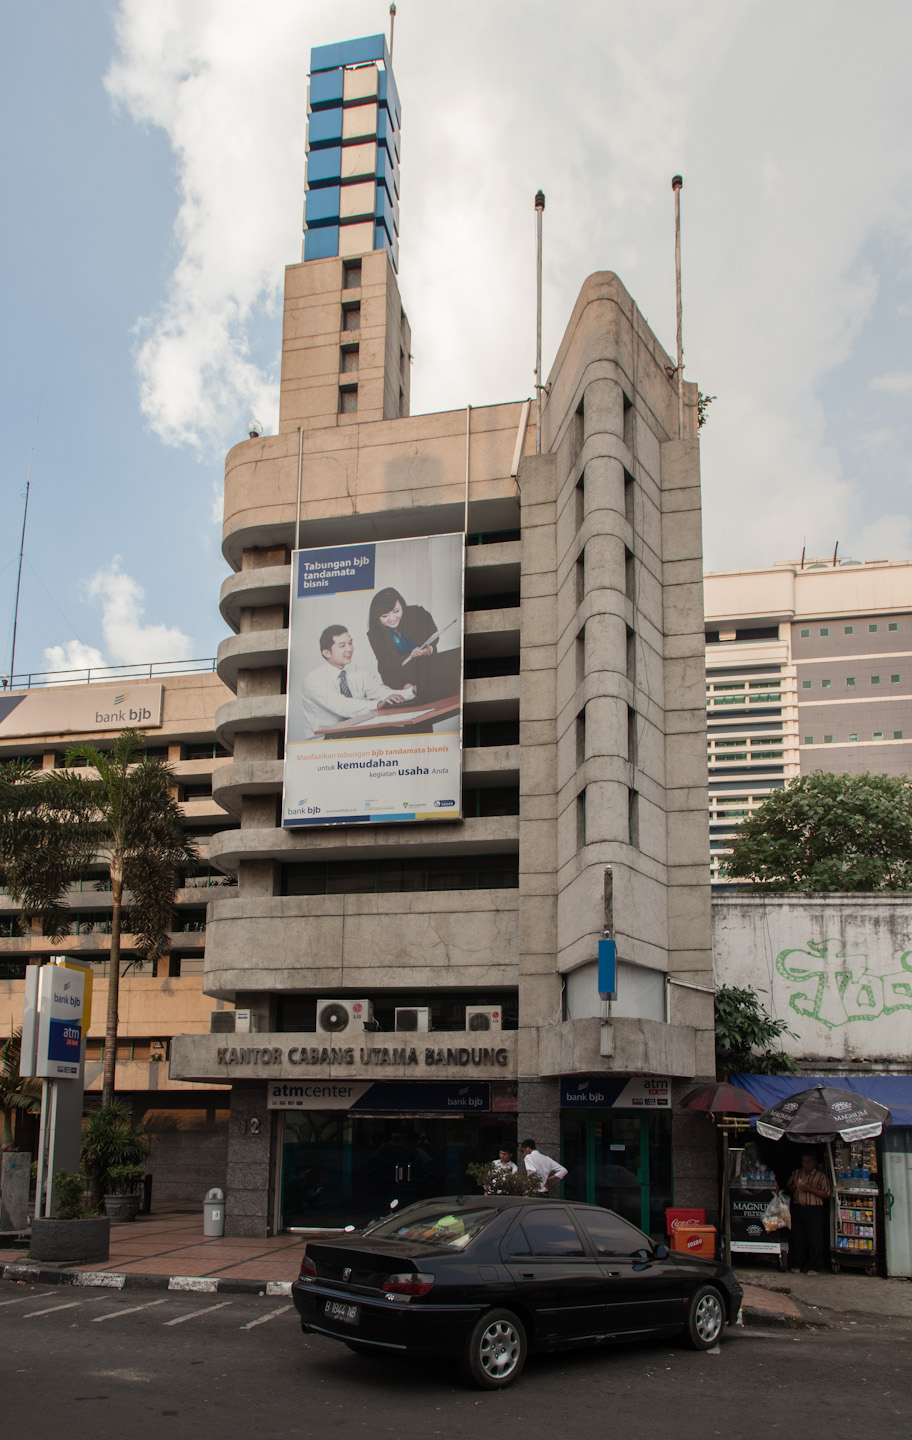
[
  {"left": 740, "top": 1301, "right": 823, "bottom": 1330},
  {"left": 1, "top": 1262, "right": 292, "bottom": 1297}
]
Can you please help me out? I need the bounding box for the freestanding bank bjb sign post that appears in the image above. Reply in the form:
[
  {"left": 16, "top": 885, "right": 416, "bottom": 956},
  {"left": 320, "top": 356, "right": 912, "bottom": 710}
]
[
  {"left": 283, "top": 534, "right": 464, "bottom": 828},
  {"left": 21, "top": 963, "right": 86, "bottom": 1079}
]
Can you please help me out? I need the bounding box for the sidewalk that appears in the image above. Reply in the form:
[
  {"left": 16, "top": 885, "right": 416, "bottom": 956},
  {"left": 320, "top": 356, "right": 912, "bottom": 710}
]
[
  {"left": 0, "top": 1205, "right": 308, "bottom": 1295},
  {"left": 737, "top": 1262, "right": 912, "bottom": 1327}
]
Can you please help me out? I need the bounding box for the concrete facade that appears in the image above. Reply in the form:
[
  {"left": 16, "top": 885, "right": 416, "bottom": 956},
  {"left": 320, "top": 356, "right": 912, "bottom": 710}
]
[
  {"left": 713, "top": 893, "right": 912, "bottom": 1067},
  {"left": 168, "top": 233, "right": 715, "bottom": 1233},
  {"left": 704, "top": 558, "right": 912, "bottom": 881}
]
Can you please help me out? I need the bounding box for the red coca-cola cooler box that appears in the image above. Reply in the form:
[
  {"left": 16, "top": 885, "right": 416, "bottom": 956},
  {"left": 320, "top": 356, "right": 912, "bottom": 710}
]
[{"left": 665, "top": 1207, "right": 707, "bottom": 1234}]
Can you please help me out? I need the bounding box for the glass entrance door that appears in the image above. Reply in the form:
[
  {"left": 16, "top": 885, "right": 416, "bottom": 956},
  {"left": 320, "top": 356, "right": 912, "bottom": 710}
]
[
  {"left": 279, "top": 1112, "right": 515, "bottom": 1229},
  {"left": 562, "top": 1110, "right": 672, "bottom": 1237}
]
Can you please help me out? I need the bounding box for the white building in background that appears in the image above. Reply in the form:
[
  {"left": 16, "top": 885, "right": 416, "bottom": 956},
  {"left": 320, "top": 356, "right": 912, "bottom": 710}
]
[{"left": 704, "top": 558, "right": 912, "bottom": 882}]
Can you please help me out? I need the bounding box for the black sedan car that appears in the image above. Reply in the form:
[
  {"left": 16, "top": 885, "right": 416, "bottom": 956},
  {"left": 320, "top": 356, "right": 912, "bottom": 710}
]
[{"left": 292, "top": 1195, "right": 742, "bottom": 1388}]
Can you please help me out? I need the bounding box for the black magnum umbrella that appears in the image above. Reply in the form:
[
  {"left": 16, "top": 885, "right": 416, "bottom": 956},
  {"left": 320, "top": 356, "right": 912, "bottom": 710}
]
[{"left": 756, "top": 1084, "right": 891, "bottom": 1143}]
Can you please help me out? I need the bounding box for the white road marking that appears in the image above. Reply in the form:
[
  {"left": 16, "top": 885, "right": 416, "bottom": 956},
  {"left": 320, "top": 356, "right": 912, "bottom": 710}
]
[
  {"left": 0, "top": 1294, "right": 42, "bottom": 1308},
  {"left": 163, "top": 1300, "right": 233, "bottom": 1326},
  {"left": 92, "top": 1298, "right": 168, "bottom": 1323},
  {"left": 240, "top": 1304, "right": 293, "bottom": 1330},
  {"left": 23, "top": 1301, "right": 81, "bottom": 1318}
]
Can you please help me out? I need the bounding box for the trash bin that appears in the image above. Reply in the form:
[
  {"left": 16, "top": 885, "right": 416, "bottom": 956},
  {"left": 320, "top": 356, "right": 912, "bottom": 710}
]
[
  {"left": 203, "top": 1187, "right": 225, "bottom": 1237},
  {"left": 140, "top": 1172, "right": 153, "bottom": 1216}
]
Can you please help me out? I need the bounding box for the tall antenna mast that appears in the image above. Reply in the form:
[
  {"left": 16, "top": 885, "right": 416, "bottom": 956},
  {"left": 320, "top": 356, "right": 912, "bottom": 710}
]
[
  {"left": 672, "top": 175, "right": 685, "bottom": 440},
  {"left": 389, "top": 4, "right": 396, "bottom": 60},
  {"left": 9, "top": 405, "right": 40, "bottom": 684},
  {"left": 534, "top": 189, "right": 546, "bottom": 454}
]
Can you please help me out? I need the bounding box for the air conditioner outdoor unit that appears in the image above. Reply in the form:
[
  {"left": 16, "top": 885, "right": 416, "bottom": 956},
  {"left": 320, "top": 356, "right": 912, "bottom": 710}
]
[
  {"left": 316, "top": 998, "right": 373, "bottom": 1037},
  {"left": 465, "top": 1006, "right": 502, "bottom": 1033},
  {"left": 395, "top": 1006, "right": 430, "bottom": 1033},
  {"left": 209, "top": 1010, "right": 257, "bottom": 1034}
]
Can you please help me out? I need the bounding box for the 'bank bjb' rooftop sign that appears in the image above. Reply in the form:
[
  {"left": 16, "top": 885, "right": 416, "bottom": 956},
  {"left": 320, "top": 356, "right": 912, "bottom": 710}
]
[{"left": 0, "top": 683, "right": 163, "bottom": 740}]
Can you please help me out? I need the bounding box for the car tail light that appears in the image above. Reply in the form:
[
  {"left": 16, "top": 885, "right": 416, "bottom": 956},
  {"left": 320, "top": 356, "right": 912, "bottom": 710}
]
[
  {"left": 380, "top": 1272, "right": 435, "bottom": 1300},
  {"left": 298, "top": 1255, "right": 318, "bottom": 1284}
]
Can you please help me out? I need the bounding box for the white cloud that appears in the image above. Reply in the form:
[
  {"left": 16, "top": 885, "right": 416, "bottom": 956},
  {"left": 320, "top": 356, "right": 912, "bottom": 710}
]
[
  {"left": 84, "top": 559, "right": 194, "bottom": 664},
  {"left": 869, "top": 372, "right": 912, "bottom": 393},
  {"left": 105, "top": 0, "right": 912, "bottom": 567},
  {"left": 42, "top": 640, "right": 106, "bottom": 675}
]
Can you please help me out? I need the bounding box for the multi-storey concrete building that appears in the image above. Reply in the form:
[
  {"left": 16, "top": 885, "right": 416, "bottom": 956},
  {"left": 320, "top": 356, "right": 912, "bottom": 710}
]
[
  {"left": 704, "top": 558, "right": 912, "bottom": 881},
  {"left": 0, "top": 667, "right": 235, "bottom": 1200},
  {"left": 168, "top": 33, "right": 716, "bottom": 1238}
]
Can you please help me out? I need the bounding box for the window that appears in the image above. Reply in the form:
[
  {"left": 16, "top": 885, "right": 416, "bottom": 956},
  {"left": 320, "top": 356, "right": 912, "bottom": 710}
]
[
  {"left": 627, "top": 789, "right": 639, "bottom": 847},
  {"left": 624, "top": 468, "right": 635, "bottom": 527},
  {"left": 849, "top": 733, "right": 857, "bottom": 742},
  {"left": 844, "top": 625, "right": 854, "bottom": 635},
  {"left": 800, "top": 628, "right": 810, "bottom": 638},
  {"left": 873, "top": 731, "right": 883, "bottom": 741},
  {"left": 819, "top": 627, "right": 829, "bottom": 637},
  {"left": 802, "top": 680, "right": 812, "bottom": 689},
  {"left": 339, "top": 385, "right": 358, "bottom": 413},
  {"left": 891, "top": 674, "right": 901, "bottom": 684},
  {"left": 342, "top": 259, "right": 362, "bottom": 289},
  {"left": 894, "top": 731, "right": 904, "bottom": 740},
  {"left": 625, "top": 546, "right": 635, "bottom": 601},
  {"left": 577, "top": 789, "right": 587, "bottom": 848},
  {"left": 803, "top": 736, "right": 814, "bottom": 745},
  {"left": 340, "top": 344, "right": 359, "bottom": 373},
  {"left": 869, "top": 623, "right": 879, "bottom": 633},
  {"left": 871, "top": 675, "right": 880, "bottom": 685},
  {"left": 578, "top": 1210, "right": 650, "bottom": 1258},
  {"left": 341, "top": 303, "right": 361, "bottom": 331},
  {"left": 507, "top": 1209, "right": 584, "bottom": 1257},
  {"left": 846, "top": 677, "right": 856, "bottom": 687},
  {"left": 626, "top": 705, "right": 636, "bottom": 766},
  {"left": 824, "top": 735, "right": 833, "bottom": 743},
  {"left": 889, "top": 622, "right": 899, "bottom": 632},
  {"left": 625, "top": 626, "right": 635, "bottom": 684},
  {"left": 577, "top": 708, "right": 587, "bottom": 767},
  {"left": 821, "top": 679, "right": 831, "bottom": 689}
]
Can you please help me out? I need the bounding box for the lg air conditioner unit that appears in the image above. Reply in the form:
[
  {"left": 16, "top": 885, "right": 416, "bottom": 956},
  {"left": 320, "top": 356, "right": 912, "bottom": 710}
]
[
  {"left": 465, "top": 1006, "right": 502, "bottom": 1033},
  {"left": 316, "top": 999, "right": 373, "bottom": 1037},
  {"left": 394, "top": 1006, "right": 430, "bottom": 1033},
  {"left": 209, "top": 1010, "right": 257, "bottom": 1034}
]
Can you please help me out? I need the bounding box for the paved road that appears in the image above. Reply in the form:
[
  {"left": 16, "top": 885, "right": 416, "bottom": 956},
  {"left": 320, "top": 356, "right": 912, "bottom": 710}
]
[{"left": 3, "top": 1280, "right": 910, "bottom": 1438}]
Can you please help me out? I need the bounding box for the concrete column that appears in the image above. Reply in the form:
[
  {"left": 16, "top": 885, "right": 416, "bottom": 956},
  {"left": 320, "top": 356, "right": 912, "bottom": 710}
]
[
  {"left": 225, "top": 1082, "right": 273, "bottom": 1237},
  {"left": 516, "top": 1077, "right": 562, "bottom": 1167}
]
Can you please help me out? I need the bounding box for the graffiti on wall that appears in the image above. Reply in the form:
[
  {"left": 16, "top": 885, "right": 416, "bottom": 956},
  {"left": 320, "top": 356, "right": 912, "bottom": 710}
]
[{"left": 776, "top": 940, "right": 912, "bottom": 1028}]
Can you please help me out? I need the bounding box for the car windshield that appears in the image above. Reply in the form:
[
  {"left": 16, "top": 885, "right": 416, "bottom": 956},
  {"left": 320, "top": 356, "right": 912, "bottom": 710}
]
[{"left": 363, "top": 1202, "right": 498, "bottom": 1250}]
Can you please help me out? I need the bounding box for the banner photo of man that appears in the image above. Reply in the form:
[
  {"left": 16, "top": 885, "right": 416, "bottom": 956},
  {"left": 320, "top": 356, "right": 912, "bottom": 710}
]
[{"left": 283, "top": 534, "right": 464, "bottom": 828}]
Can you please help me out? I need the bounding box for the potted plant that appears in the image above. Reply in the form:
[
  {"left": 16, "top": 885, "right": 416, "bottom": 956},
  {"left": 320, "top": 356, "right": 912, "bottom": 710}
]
[
  {"left": 81, "top": 1101, "right": 150, "bottom": 1221},
  {"left": 103, "top": 1163, "right": 145, "bottom": 1222},
  {"left": 29, "top": 1171, "right": 110, "bottom": 1263}
]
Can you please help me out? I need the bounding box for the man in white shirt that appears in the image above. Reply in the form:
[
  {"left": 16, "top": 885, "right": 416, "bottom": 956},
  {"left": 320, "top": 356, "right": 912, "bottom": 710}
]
[
  {"left": 492, "top": 1147, "right": 518, "bottom": 1175},
  {"left": 300, "top": 625, "right": 416, "bottom": 740},
  {"left": 521, "top": 1138, "right": 568, "bottom": 1194}
]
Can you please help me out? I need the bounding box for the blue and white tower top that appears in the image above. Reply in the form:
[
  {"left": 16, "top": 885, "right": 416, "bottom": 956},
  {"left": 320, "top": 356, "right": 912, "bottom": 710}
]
[{"left": 304, "top": 34, "right": 401, "bottom": 272}]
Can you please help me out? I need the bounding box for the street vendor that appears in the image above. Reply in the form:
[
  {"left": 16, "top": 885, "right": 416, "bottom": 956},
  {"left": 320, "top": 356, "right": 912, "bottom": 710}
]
[{"left": 786, "top": 1150, "right": 832, "bottom": 1275}]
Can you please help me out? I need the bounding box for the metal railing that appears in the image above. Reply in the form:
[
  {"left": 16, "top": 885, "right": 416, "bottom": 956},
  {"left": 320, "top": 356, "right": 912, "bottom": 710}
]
[{"left": 2, "top": 657, "right": 217, "bottom": 691}]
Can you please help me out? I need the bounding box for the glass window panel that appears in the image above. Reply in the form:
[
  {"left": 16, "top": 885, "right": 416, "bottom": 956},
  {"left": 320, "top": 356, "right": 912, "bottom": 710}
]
[
  {"left": 514, "top": 1209, "right": 585, "bottom": 1257},
  {"left": 578, "top": 1209, "right": 651, "bottom": 1257}
]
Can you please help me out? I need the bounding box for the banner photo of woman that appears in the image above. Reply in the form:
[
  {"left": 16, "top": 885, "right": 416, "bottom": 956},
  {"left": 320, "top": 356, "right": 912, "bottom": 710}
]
[{"left": 283, "top": 533, "right": 464, "bottom": 828}]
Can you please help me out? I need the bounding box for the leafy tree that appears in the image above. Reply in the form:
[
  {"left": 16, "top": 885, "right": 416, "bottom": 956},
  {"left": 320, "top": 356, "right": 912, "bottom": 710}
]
[
  {"left": 714, "top": 985, "right": 797, "bottom": 1078},
  {"left": 0, "top": 730, "right": 196, "bottom": 1106},
  {"left": 723, "top": 771, "right": 912, "bottom": 892},
  {"left": 0, "top": 1027, "right": 42, "bottom": 1146}
]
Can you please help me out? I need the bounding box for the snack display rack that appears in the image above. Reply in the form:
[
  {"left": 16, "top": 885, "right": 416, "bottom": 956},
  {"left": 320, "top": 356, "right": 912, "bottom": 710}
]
[{"left": 829, "top": 1138, "right": 880, "bottom": 1275}]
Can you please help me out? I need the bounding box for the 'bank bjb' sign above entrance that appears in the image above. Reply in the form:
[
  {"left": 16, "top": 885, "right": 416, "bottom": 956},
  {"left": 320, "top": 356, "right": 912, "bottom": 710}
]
[{"left": 561, "top": 1076, "right": 671, "bottom": 1108}]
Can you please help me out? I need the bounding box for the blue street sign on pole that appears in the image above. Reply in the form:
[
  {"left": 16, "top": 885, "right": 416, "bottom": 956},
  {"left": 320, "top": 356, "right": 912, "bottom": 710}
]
[{"left": 598, "top": 938, "right": 617, "bottom": 998}]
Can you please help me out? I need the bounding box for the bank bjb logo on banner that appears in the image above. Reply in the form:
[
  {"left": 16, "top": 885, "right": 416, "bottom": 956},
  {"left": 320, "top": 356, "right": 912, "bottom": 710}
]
[{"left": 36, "top": 966, "right": 85, "bottom": 1078}]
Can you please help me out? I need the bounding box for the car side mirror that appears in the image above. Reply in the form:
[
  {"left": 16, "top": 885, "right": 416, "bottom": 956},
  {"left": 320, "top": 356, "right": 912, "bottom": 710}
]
[{"left": 654, "top": 1243, "right": 669, "bottom": 1260}]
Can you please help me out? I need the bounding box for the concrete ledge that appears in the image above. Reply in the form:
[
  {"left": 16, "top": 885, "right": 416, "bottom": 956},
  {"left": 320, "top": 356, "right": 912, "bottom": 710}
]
[{"left": 1, "top": 1261, "right": 292, "bottom": 1297}]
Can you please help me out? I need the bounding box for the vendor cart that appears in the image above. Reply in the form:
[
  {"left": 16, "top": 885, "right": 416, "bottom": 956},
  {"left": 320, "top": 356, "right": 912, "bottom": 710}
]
[
  {"left": 727, "top": 1146, "right": 788, "bottom": 1270},
  {"left": 829, "top": 1138, "right": 880, "bottom": 1276}
]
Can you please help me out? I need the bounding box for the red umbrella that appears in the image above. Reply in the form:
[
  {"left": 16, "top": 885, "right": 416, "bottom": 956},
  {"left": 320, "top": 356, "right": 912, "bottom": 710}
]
[{"left": 679, "top": 1082, "right": 765, "bottom": 1116}]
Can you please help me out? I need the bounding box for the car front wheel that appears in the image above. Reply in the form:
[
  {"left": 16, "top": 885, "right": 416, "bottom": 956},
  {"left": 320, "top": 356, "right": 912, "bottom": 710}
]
[
  {"left": 684, "top": 1285, "right": 725, "bottom": 1349},
  {"left": 462, "top": 1309, "right": 527, "bottom": 1389}
]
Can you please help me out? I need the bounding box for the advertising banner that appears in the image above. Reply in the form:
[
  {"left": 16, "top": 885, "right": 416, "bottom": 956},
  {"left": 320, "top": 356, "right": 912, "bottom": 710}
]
[
  {"left": 35, "top": 964, "right": 85, "bottom": 1079},
  {"left": 0, "top": 683, "right": 163, "bottom": 740},
  {"left": 283, "top": 534, "right": 464, "bottom": 827}
]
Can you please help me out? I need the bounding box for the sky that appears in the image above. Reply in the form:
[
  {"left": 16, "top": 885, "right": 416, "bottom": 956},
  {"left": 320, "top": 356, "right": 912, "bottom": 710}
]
[{"left": 3, "top": 1, "right": 912, "bottom": 682}]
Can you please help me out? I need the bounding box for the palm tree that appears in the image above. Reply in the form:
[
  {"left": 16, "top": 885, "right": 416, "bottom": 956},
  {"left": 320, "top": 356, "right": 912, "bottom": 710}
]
[
  {"left": 0, "top": 729, "right": 197, "bottom": 1105},
  {"left": 0, "top": 1027, "right": 42, "bottom": 1146}
]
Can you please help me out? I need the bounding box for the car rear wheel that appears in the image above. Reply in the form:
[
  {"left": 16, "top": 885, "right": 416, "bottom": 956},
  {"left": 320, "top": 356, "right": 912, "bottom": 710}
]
[
  {"left": 684, "top": 1285, "right": 725, "bottom": 1349},
  {"left": 462, "top": 1309, "right": 527, "bottom": 1389}
]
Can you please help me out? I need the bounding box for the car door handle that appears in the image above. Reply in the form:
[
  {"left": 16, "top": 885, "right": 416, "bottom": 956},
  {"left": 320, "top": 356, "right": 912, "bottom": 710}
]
[
  {"left": 520, "top": 1271, "right": 536, "bottom": 1278},
  {"left": 604, "top": 1271, "right": 620, "bottom": 1277}
]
